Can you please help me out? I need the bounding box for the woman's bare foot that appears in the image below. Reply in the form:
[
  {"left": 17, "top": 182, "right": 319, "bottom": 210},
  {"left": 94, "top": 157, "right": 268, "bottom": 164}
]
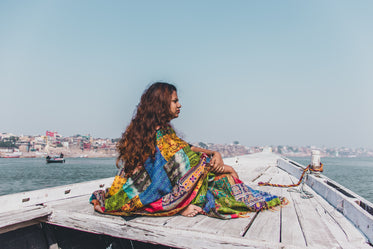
[
  {"left": 92, "top": 200, "right": 104, "bottom": 213},
  {"left": 180, "top": 204, "right": 202, "bottom": 217}
]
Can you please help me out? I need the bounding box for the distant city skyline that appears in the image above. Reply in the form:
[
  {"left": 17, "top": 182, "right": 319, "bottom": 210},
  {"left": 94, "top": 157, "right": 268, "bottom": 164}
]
[
  {"left": 1, "top": 1, "right": 373, "bottom": 149},
  {"left": 2, "top": 131, "right": 373, "bottom": 160},
  {"left": 1, "top": 130, "right": 371, "bottom": 153}
]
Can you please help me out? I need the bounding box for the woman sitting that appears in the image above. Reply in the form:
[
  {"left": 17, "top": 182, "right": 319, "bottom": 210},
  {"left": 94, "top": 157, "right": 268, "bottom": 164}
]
[{"left": 90, "top": 82, "right": 285, "bottom": 218}]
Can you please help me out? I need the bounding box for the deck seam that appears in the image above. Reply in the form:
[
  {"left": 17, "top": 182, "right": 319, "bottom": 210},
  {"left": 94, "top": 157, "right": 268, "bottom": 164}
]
[{"left": 240, "top": 211, "right": 259, "bottom": 237}]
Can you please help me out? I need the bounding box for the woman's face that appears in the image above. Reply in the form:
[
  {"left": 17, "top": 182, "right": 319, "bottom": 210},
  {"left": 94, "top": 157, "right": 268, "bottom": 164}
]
[{"left": 170, "top": 91, "right": 181, "bottom": 119}]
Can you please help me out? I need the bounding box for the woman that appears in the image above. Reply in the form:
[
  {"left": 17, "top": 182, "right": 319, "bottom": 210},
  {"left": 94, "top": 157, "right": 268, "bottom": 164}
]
[{"left": 90, "top": 82, "right": 284, "bottom": 218}]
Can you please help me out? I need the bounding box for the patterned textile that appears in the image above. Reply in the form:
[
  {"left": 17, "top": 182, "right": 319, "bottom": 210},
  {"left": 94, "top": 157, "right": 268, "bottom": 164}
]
[{"left": 90, "top": 127, "right": 284, "bottom": 219}]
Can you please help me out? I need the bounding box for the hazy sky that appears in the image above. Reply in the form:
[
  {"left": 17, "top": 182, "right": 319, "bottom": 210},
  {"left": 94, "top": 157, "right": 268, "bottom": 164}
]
[{"left": 1, "top": 1, "right": 372, "bottom": 148}]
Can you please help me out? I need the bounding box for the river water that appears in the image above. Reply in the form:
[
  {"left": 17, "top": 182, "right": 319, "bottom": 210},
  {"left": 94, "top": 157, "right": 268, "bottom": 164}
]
[
  {"left": 0, "top": 157, "right": 118, "bottom": 196},
  {"left": 289, "top": 156, "right": 373, "bottom": 203},
  {"left": 1, "top": 156, "right": 372, "bottom": 203}
]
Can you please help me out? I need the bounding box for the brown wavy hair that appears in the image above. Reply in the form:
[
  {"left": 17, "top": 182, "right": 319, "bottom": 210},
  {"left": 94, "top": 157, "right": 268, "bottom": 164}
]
[{"left": 116, "top": 82, "right": 177, "bottom": 174}]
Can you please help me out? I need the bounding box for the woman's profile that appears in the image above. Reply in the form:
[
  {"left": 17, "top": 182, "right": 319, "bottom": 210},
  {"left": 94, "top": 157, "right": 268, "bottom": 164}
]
[{"left": 90, "top": 82, "right": 285, "bottom": 218}]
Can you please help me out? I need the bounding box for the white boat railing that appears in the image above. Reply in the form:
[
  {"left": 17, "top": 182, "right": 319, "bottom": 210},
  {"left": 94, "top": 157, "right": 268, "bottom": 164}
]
[
  {"left": 278, "top": 157, "right": 373, "bottom": 245},
  {"left": 0, "top": 177, "right": 114, "bottom": 213}
]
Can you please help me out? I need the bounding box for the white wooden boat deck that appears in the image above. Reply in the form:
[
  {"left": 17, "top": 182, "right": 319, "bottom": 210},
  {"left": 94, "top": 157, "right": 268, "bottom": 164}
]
[{"left": 1, "top": 152, "right": 372, "bottom": 248}]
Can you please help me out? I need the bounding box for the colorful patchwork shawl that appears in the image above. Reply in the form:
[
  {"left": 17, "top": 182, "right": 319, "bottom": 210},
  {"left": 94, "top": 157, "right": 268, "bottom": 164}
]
[{"left": 90, "top": 127, "right": 283, "bottom": 219}]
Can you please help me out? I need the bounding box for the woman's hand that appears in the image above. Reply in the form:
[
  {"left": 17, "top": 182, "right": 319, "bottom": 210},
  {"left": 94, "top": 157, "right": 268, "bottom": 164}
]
[
  {"left": 188, "top": 146, "right": 226, "bottom": 174},
  {"left": 211, "top": 164, "right": 240, "bottom": 179},
  {"left": 210, "top": 151, "right": 224, "bottom": 173}
]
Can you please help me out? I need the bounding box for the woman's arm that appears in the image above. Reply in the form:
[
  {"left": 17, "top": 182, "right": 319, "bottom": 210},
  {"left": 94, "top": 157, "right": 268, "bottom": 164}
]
[
  {"left": 189, "top": 146, "right": 225, "bottom": 173},
  {"left": 189, "top": 146, "right": 239, "bottom": 179},
  {"left": 222, "top": 165, "right": 239, "bottom": 179}
]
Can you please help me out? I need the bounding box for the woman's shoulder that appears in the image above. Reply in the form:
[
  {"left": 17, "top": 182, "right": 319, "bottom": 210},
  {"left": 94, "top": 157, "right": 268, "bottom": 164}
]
[{"left": 156, "top": 125, "right": 175, "bottom": 137}]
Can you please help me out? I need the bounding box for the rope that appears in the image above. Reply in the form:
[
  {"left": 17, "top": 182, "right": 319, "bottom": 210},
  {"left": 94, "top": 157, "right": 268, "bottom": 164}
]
[
  {"left": 287, "top": 178, "right": 314, "bottom": 199},
  {"left": 258, "top": 163, "right": 323, "bottom": 199},
  {"left": 258, "top": 163, "right": 323, "bottom": 188}
]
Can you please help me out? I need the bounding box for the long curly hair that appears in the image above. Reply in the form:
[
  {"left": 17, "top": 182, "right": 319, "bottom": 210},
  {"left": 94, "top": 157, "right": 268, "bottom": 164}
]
[{"left": 116, "top": 82, "right": 177, "bottom": 174}]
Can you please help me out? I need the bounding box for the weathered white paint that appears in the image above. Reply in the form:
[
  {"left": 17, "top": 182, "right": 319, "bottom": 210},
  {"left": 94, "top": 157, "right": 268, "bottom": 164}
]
[
  {"left": 49, "top": 208, "right": 299, "bottom": 249},
  {"left": 0, "top": 205, "right": 51, "bottom": 234},
  {"left": 0, "top": 177, "right": 113, "bottom": 213}
]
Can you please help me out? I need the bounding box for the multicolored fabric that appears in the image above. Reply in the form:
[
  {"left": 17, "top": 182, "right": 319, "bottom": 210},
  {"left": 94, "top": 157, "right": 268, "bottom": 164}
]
[{"left": 90, "top": 127, "right": 284, "bottom": 218}]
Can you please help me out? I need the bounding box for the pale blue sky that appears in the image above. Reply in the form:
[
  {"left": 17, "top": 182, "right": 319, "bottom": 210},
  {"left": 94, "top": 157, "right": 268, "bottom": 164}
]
[{"left": 1, "top": 1, "right": 372, "bottom": 148}]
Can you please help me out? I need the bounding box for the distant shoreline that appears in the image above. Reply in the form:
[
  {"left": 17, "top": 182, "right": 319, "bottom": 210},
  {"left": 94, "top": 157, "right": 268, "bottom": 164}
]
[
  {"left": 2, "top": 151, "right": 373, "bottom": 159},
  {"left": 0, "top": 150, "right": 117, "bottom": 159}
]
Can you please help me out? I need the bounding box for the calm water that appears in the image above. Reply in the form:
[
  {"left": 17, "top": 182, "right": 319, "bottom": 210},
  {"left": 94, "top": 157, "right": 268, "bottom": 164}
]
[
  {"left": 1, "top": 156, "right": 372, "bottom": 203},
  {"left": 0, "top": 157, "right": 118, "bottom": 196},
  {"left": 289, "top": 157, "right": 373, "bottom": 203}
]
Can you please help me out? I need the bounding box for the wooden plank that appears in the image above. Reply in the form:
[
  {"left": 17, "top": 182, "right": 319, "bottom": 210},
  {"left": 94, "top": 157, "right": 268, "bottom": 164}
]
[
  {"left": 0, "top": 206, "right": 52, "bottom": 234},
  {"left": 48, "top": 195, "right": 93, "bottom": 213},
  {"left": 190, "top": 215, "right": 254, "bottom": 237},
  {"left": 245, "top": 167, "right": 283, "bottom": 243},
  {"left": 124, "top": 214, "right": 177, "bottom": 227},
  {"left": 284, "top": 173, "right": 343, "bottom": 248},
  {"left": 250, "top": 166, "right": 307, "bottom": 247},
  {"left": 245, "top": 208, "right": 280, "bottom": 243},
  {"left": 48, "top": 209, "right": 296, "bottom": 249},
  {"left": 224, "top": 153, "right": 280, "bottom": 182},
  {"left": 309, "top": 196, "right": 371, "bottom": 249},
  {"left": 166, "top": 215, "right": 219, "bottom": 232},
  {"left": 250, "top": 165, "right": 274, "bottom": 184},
  {"left": 275, "top": 173, "right": 307, "bottom": 248},
  {"left": 0, "top": 177, "right": 113, "bottom": 213},
  {"left": 215, "top": 217, "right": 256, "bottom": 237}
]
